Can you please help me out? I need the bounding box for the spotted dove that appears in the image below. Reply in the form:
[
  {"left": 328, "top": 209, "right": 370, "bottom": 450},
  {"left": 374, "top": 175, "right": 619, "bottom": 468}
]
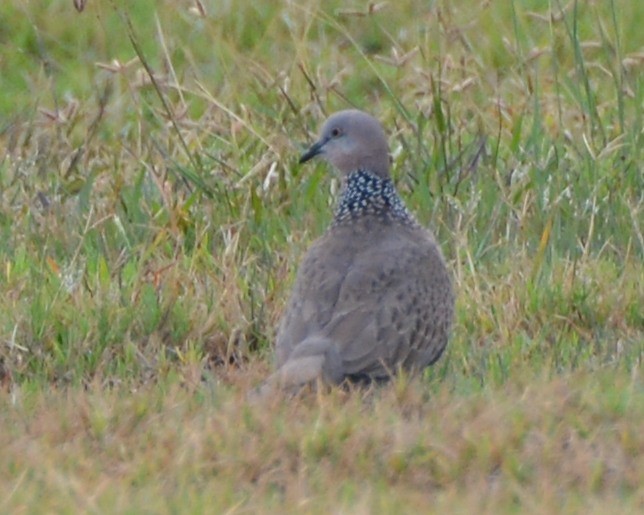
[{"left": 262, "top": 109, "right": 454, "bottom": 393}]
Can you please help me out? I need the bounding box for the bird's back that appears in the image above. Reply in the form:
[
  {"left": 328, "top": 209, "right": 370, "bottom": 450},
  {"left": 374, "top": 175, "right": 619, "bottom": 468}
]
[{"left": 275, "top": 215, "right": 453, "bottom": 380}]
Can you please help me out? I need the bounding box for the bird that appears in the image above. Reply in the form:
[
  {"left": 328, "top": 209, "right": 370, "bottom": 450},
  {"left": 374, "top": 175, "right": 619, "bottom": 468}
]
[{"left": 261, "top": 109, "right": 454, "bottom": 394}]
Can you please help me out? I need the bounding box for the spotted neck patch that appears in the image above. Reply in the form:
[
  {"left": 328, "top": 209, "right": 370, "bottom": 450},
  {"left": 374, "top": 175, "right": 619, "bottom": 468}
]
[{"left": 333, "top": 169, "right": 417, "bottom": 226}]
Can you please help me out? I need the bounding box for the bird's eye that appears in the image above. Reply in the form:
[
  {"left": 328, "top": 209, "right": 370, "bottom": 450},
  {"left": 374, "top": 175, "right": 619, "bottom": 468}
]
[{"left": 330, "top": 128, "right": 342, "bottom": 138}]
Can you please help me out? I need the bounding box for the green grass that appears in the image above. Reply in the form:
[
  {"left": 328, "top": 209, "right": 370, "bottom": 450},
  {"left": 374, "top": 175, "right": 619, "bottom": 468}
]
[{"left": 0, "top": 0, "right": 642, "bottom": 512}]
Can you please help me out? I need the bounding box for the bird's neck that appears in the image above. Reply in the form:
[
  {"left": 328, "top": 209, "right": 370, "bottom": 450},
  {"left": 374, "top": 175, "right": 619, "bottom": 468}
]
[{"left": 333, "top": 169, "right": 416, "bottom": 226}]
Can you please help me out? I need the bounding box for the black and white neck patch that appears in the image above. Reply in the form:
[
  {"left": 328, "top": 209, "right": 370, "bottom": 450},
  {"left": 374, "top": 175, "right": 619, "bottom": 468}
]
[{"left": 333, "top": 169, "right": 417, "bottom": 226}]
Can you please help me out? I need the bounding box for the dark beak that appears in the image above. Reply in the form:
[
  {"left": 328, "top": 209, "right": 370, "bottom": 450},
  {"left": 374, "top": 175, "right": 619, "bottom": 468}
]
[{"left": 299, "top": 138, "right": 327, "bottom": 164}]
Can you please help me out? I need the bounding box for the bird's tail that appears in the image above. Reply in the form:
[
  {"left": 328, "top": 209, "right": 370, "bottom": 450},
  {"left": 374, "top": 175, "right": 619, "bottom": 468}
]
[{"left": 254, "top": 337, "right": 344, "bottom": 397}]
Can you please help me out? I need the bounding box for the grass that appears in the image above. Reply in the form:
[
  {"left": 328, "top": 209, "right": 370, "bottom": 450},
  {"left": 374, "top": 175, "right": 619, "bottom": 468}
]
[
  {"left": 1, "top": 371, "right": 641, "bottom": 513},
  {"left": 0, "top": 0, "right": 642, "bottom": 512}
]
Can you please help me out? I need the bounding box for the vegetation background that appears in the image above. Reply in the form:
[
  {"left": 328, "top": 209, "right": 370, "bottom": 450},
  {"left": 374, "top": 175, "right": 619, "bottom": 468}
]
[{"left": 0, "top": 0, "right": 642, "bottom": 512}]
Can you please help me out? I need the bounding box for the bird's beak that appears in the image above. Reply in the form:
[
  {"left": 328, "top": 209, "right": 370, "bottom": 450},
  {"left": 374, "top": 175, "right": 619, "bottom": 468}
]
[{"left": 299, "top": 137, "right": 328, "bottom": 164}]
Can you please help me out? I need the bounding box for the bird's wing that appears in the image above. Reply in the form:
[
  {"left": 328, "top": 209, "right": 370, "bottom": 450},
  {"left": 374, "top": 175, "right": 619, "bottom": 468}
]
[
  {"left": 326, "top": 233, "right": 452, "bottom": 377},
  {"left": 274, "top": 233, "right": 356, "bottom": 366},
  {"left": 276, "top": 226, "right": 453, "bottom": 378}
]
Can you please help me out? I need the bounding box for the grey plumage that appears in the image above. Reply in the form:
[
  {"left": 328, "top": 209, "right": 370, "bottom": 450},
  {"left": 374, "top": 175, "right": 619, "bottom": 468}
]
[{"left": 261, "top": 110, "right": 454, "bottom": 394}]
